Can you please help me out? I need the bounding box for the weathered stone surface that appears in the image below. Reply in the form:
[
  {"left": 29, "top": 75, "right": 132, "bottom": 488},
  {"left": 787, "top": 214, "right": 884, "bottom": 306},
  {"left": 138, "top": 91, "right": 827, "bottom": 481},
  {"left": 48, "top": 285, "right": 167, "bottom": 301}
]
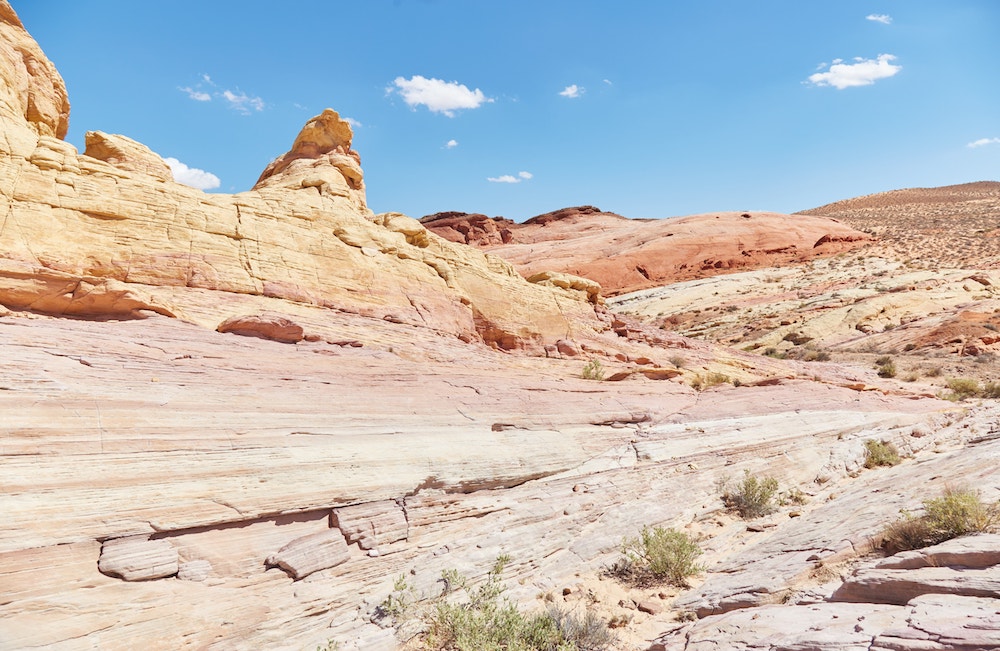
[
  {"left": 97, "top": 536, "right": 178, "bottom": 581},
  {"left": 0, "top": 2, "right": 68, "bottom": 140},
  {"left": 82, "top": 130, "right": 172, "bottom": 181},
  {"left": 265, "top": 528, "right": 351, "bottom": 580},
  {"left": 176, "top": 559, "right": 212, "bottom": 582},
  {"left": 653, "top": 602, "right": 904, "bottom": 651},
  {"left": 876, "top": 533, "right": 1000, "bottom": 571},
  {"left": 332, "top": 501, "right": 408, "bottom": 551},
  {"left": 217, "top": 312, "right": 305, "bottom": 343},
  {"left": 424, "top": 206, "right": 872, "bottom": 295},
  {"left": 831, "top": 564, "right": 1000, "bottom": 605},
  {"left": 872, "top": 594, "right": 1000, "bottom": 651}
]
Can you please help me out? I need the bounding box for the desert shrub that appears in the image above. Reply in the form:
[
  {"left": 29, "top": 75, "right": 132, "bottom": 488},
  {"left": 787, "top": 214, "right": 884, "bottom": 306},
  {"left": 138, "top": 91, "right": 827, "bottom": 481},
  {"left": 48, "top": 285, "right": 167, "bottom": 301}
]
[
  {"left": 721, "top": 470, "right": 779, "bottom": 519},
  {"left": 691, "top": 372, "right": 731, "bottom": 391},
  {"left": 881, "top": 486, "right": 1000, "bottom": 554},
  {"left": 581, "top": 359, "right": 605, "bottom": 381},
  {"left": 804, "top": 349, "right": 831, "bottom": 362},
  {"left": 876, "top": 358, "right": 897, "bottom": 378},
  {"left": 864, "top": 439, "right": 901, "bottom": 468},
  {"left": 923, "top": 487, "right": 1000, "bottom": 541},
  {"left": 881, "top": 512, "right": 934, "bottom": 554},
  {"left": 547, "top": 607, "right": 615, "bottom": 651},
  {"left": 618, "top": 526, "right": 703, "bottom": 587},
  {"left": 669, "top": 355, "right": 687, "bottom": 369},
  {"left": 944, "top": 377, "right": 980, "bottom": 401},
  {"left": 384, "top": 555, "right": 608, "bottom": 651},
  {"left": 779, "top": 487, "right": 809, "bottom": 506},
  {"left": 982, "top": 381, "right": 1000, "bottom": 399}
]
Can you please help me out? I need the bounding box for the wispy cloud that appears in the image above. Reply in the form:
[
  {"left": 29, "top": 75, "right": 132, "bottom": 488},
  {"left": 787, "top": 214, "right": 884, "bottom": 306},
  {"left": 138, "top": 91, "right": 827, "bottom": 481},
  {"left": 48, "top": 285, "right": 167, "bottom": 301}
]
[
  {"left": 344, "top": 117, "right": 362, "bottom": 129},
  {"left": 164, "top": 157, "right": 221, "bottom": 191},
  {"left": 178, "top": 75, "right": 264, "bottom": 114},
  {"left": 603, "top": 79, "right": 613, "bottom": 86},
  {"left": 968, "top": 137, "right": 1000, "bottom": 148},
  {"left": 222, "top": 90, "right": 265, "bottom": 114},
  {"left": 559, "top": 84, "right": 583, "bottom": 98},
  {"left": 806, "top": 54, "right": 901, "bottom": 89},
  {"left": 866, "top": 14, "right": 892, "bottom": 24},
  {"left": 445, "top": 139, "right": 458, "bottom": 149},
  {"left": 389, "top": 75, "right": 491, "bottom": 117},
  {"left": 488, "top": 171, "right": 533, "bottom": 184},
  {"left": 179, "top": 86, "right": 211, "bottom": 101}
]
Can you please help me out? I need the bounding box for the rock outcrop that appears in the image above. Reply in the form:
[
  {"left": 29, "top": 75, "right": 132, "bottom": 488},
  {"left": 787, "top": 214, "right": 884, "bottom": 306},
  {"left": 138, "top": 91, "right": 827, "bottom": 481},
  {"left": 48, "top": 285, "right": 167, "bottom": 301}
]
[
  {"left": 1, "top": 4, "right": 998, "bottom": 651},
  {"left": 423, "top": 206, "right": 872, "bottom": 295},
  {"left": 0, "top": 9, "right": 604, "bottom": 353}
]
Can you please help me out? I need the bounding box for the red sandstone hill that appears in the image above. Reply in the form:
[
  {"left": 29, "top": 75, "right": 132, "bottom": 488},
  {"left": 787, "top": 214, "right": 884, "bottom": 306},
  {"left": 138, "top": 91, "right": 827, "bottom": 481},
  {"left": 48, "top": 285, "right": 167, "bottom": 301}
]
[{"left": 422, "top": 206, "right": 872, "bottom": 296}]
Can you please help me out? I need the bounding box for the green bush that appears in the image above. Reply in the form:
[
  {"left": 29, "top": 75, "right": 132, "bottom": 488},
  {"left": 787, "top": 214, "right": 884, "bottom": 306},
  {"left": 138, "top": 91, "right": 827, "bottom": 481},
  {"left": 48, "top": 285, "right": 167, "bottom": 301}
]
[
  {"left": 384, "top": 555, "right": 612, "bottom": 651},
  {"left": 864, "top": 439, "right": 901, "bottom": 468},
  {"left": 876, "top": 359, "right": 897, "bottom": 378},
  {"left": 722, "top": 470, "right": 779, "bottom": 519},
  {"left": 983, "top": 381, "right": 1000, "bottom": 399},
  {"left": 881, "top": 486, "right": 1000, "bottom": 554},
  {"left": 619, "top": 526, "right": 703, "bottom": 587},
  {"left": 547, "top": 607, "right": 615, "bottom": 651},
  {"left": 944, "top": 377, "right": 980, "bottom": 401},
  {"left": 581, "top": 359, "right": 605, "bottom": 381}
]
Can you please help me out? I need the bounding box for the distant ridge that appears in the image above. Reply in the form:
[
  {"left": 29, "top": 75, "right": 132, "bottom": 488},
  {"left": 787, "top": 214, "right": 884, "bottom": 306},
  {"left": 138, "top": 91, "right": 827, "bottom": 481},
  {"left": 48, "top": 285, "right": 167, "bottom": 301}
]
[{"left": 799, "top": 181, "right": 1000, "bottom": 269}]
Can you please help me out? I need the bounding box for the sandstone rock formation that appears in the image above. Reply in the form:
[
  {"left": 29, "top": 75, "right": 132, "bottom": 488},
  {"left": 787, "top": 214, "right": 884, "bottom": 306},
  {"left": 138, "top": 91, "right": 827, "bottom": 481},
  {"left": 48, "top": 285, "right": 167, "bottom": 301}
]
[
  {"left": 1, "top": 3, "right": 999, "bottom": 651},
  {"left": 423, "top": 206, "right": 872, "bottom": 295},
  {"left": 0, "top": 12, "right": 604, "bottom": 354}
]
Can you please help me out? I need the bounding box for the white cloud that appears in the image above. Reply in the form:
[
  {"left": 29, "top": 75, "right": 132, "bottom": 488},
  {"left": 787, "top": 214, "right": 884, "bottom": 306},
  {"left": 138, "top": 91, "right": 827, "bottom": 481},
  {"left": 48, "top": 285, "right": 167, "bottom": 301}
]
[
  {"left": 603, "top": 79, "right": 613, "bottom": 86},
  {"left": 559, "top": 84, "right": 583, "bottom": 98},
  {"left": 222, "top": 89, "right": 265, "bottom": 114},
  {"left": 446, "top": 139, "right": 458, "bottom": 148},
  {"left": 344, "top": 117, "right": 362, "bottom": 129},
  {"left": 866, "top": 14, "right": 892, "bottom": 24},
  {"left": 488, "top": 171, "right": 533, "bottom": 184},
  {"left": 164, "top": 157, "right": 221, "bottom": 191},
  {"left": 807, "top": 54, "right": 901, "bottom": 89},
  {"left": 968, "top": 137, "right": 1000, "bottom": 148},
  {"left": 179, "top": 86, "right": 211, "bottom": 102},
  {"left": 389, "top": 75, "right": 491, "bottom": 117}
]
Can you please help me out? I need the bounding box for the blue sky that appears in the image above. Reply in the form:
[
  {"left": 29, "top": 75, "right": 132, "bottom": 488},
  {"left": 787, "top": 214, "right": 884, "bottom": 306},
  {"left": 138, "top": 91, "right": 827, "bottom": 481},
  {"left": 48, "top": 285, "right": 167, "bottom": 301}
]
[{"left": 14, "top": 1, "right": 1000, "bottom": 221}]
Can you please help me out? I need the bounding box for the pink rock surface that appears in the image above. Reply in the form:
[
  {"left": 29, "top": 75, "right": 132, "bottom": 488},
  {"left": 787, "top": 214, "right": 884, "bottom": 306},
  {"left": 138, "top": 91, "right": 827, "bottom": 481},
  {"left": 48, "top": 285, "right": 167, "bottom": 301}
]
[{"left": 423, "top": 206, "right": 872, "bottom": 295}]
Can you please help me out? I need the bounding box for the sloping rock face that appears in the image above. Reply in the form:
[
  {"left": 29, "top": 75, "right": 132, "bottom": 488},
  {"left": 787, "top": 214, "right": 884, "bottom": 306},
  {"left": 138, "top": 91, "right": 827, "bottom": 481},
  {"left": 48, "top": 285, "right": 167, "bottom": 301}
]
[
  {"left": 423, "top": 206, "right": 872, "bottom": 295},
  {"left": 2, "top": 5, "right": 998, "bottom": 651},
  {"left": 0, "top": 10, "right": 601, "bottom": 354}
]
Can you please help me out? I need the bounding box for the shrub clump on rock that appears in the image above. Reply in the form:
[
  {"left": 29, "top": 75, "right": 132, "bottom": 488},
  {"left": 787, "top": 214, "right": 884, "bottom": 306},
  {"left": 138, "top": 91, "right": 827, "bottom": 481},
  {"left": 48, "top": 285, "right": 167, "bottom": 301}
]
[
  {"left": 881, "top": 486, "right": 1000, "bottom": 554},
  {"left": 863, "top": 439, "right": 902, "bottom": 468},
  {"left": 720, "top": 470, "right": 779, "bottom": 519},
  {"left": 613, "top": 526, "right": 703, "bottom": 587}
]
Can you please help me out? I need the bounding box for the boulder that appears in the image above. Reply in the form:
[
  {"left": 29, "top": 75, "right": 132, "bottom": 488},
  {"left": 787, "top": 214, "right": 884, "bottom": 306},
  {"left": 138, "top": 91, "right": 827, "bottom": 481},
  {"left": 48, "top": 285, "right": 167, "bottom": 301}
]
[
  {"left": 216, "top": 313, "right": 305, "bottom": 343},
  {"left": 97, "top": 536, "right": 178, "bottom": 581},
  {"left": 265, "top": 528, "right": 351, "bottom": 580}
]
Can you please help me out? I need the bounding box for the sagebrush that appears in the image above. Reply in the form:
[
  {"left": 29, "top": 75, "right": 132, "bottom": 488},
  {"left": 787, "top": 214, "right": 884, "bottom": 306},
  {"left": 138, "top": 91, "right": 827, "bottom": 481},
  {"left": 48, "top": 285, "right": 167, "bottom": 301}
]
[
  {"left": 721, "top": 470, "right": 779, "bottom": 519},
  {"left": 381, "top": 555, "right": 613, "bottom": 651},
  {"left": 617, "top": 525, "right": 703, "bottom": 587},
  {"left": 881, "top": 486, "right": 1000, "bottom": 554}
]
